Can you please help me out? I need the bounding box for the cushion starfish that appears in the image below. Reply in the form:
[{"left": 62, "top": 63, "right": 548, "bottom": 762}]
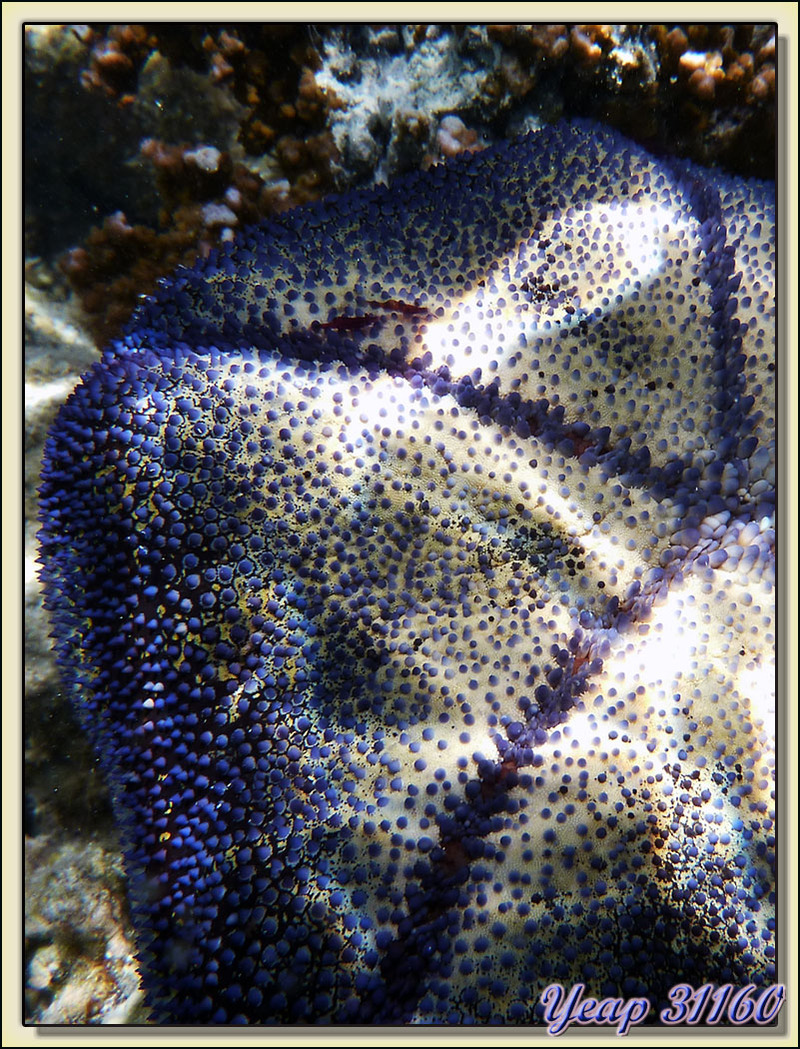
[{"left": 38, "top": 120, "right": 775, "bottom": 1025}]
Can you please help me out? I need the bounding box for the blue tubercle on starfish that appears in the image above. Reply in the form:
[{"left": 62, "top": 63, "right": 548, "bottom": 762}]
[{"left": 38, "top": 120, "right": 775, "bottom": 1024}]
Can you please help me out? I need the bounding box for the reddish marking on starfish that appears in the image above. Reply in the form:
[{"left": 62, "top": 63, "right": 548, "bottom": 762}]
[{"left": 320, "top": 299, "right": 430, "bottom": 332}]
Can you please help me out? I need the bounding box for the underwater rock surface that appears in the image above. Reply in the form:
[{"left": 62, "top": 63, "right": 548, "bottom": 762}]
[{"left": 38, "top": 120, "right": 775, "bottom": 1024}]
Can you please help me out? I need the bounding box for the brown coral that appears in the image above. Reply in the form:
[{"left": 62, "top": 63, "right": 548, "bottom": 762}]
[
  {"left": 190, "top": 27, "right": 344, "bottom": 203},
  {"left": 646, "top": 23, "right": 775, "bottom": 174},
  {"left": 61, "top": 25, "right": 352, "bottom": 346},
  {"left": 654, "top": 22, "right": 775, "bottom": 106},
  {"left": 60, "top": 213, "right": 201, "bottom": 346},
  {"left": 59, "top": 140, "right": 275, "bottom": 347},
  {"left": 485, "top": 23, "right": 775, "bottom": 178},
  {"left": 80, "top": 24, "right": 157, "bottom": 103},
  {"left": 487, "top": 24, "right": 569, "bottom": 61},
  {"left": 78, "top": 24, "right": 344, "bottom": 197}
]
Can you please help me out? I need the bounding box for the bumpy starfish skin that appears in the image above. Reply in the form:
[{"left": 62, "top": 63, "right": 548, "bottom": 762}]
[{"left": 38, "top": 121, "right": 775, "bottom": 1024}]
